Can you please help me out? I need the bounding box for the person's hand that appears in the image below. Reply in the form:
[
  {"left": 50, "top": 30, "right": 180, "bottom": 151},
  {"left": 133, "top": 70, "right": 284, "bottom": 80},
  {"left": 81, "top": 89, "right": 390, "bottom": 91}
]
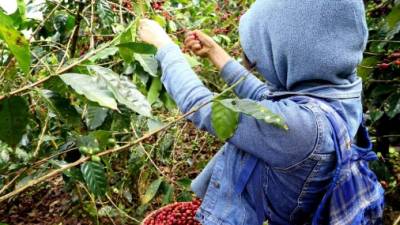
[
  {"left": 184, "top": 30, "right": 219, "bottom": 57},
  {"left": 138, "top": 19, "right": 173, "bottom": 49},
  {"left": 185, "top": 30, "right": 231, "bottom": 70}
]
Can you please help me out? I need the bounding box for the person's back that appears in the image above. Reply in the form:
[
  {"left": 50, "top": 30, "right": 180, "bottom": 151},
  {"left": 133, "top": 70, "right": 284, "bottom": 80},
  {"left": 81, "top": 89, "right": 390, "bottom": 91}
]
[{"left": 138, "top": 0, "right": 384, "bottom": 224}]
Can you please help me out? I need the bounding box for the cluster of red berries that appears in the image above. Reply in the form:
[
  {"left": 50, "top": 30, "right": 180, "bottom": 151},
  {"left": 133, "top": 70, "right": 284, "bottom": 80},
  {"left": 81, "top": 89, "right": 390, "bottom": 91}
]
[
  {"left": 151, "top": 1, "right": 165, "bottom": 11},
  {"left": 143, "top": 199, "right": 202, "bottom": 225},
  {"left": 123, "top": 0, "right": 133, "bottom": 11},
  {"left": 378, "top": 52, "right": 400, "bottom": 70}
]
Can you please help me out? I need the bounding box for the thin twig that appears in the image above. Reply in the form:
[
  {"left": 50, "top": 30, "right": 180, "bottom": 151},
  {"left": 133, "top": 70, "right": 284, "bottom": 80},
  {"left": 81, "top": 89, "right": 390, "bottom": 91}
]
[
  {"left": 56, "top": 26, "right": 78, "bottom": 71},
  {"left": 394, "top": 213, "right": 400, "bottom": 225},
  {"left": 90, "top": 0, "right": 96, "bottom": 49},
  {"left": 0, "top": 169, "right": 26, "bottom": 195},
  {"left": 33, "top": 115, "right": 49, "bottom": 157},
  {"left": 69, "top": 0, "right": 85, "bottom": 57},
  {"left": 119, "top": 0, "right": 124, "bottom": 24},
  {"left": 172, "top": 122, "right": 188, "bottom": 162},
  {"left": 368, "top": 40, "right": 400, "bottom": 43},
  {"left": 106, "top": 194, "right": 140, "bottom": 223},
  {"left": 33, "top": 147, "right": 78, "bottom": 167}
]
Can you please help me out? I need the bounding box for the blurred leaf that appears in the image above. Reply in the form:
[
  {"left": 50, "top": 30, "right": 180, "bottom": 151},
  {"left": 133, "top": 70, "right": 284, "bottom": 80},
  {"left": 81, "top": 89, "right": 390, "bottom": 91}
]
[
  {"left": 40, "top": 90, "right": 82, "bottom": 128},
  {"left": 81, "top": 161, "right": 107, "bottom": 197},
  {"left": 0, "top": 96, "right": 29, "bottom": 147},
  {"left": 386, "top": 3, "right": 400, "bottom": 29},
  {"left": 85, "top": 105, "right": 108, "bottom": 130},
  {"left": 89, "top": 46, "right": 118, "bottom": 62},
  {"left": 96, "top": 0, "right": 115, "bottom": 27},
  {"left": 89, "top": 65, "right": 152, "bottom": 117},
  {"left": 63, "top": 167, "right": 85, "bottom": 183},
  {"left": 162, "top": 183, "right": 174, "bottom": 205},
  {"left": 159, "top": 133, "right": 174, "bottom": 160},
  {"left": 177, "top": 177, "right": 192, "bottom": 190},
  {"left": 160, "top": 92, "right": 176, "bottom": 110},
  {"left": 98, "top": 205, "right": 118, "bottom": 217},
  {"left": 387, "top": 93, "right": 400, "bottom": 119},
  {"left": 147, "top": 119, "right": 165, "bottom": 132},
  {"left": 141, "top": 177, "right": 163, "bottom": 204},
  {"left": 147, "top": 77, "right": 162, "bottom": 104},
  {"left": 116, "top": 42, "right": 157, "bottom": 54},
  {"left": 88, "top": 130, "right": 112, "bottom": 149},
  {"left": 0, "top": 11, "right": 30, "bottom": 73},
  {"left": 118, "top": 25, "right": 135, "bottom": 63},
  {"left": 220, "top": 99, "right": 288, "bottom": 130},
  {"left": 358, "top": 57, "right": 379, "bottom": 80},
  {"left": 134, "top": 54, "right": 158, "bottom": 77},
  {"left": 43, "top": 76, "right": 70, "bottom": 96},
  {"left": 60, "top": 73, "right": 118, "bottom": 110},
  {"left": 211, "top": 100, "right": 239, "bottom": 141},
  {"left": 185, "top": 54, "right": 201, "bottom": 67},
  {"left": 369, "top": 109, "right": 384, "bottom": 123}
]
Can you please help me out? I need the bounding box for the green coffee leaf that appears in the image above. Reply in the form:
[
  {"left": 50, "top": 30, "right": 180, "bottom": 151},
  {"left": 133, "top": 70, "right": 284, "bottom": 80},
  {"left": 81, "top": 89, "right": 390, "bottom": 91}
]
[
  {"left": 81, "top": 161, "right": 107, "bottom": 197},
  {"left": 40, "top": 90, "right": 82, "bottom": 128},
  {"left": 387, "top": 93, "right": 400, "bottom": 119},
  {"left": 89, "top": 65, "right": 152, "bottom": 117},
  {"left": 60, "top": 73, "right": 118, "bottom": 110},
  {"left": 220, "top": 99, "right": 288, "bottom": 130},
  {"left": 89, "top": 46, "right": 118, "bottom": 62},
  {"left": 211, "top": 100, "right": 239, "bottom": 141},
  {"left": 0, "top": 96, "right": 29, "bottom": 147},
  {"left": 116, "top": 42, "right": 157, "bottom": 54},
  {"left": 162, "top": 183, "right": 174, "bottom": 205},
  {"left": 147, "top": 77, "right": 163, "bottom": 104},
  {"left": 134, "top": 54, "right": 159, "bottom": 77},
  {"left": 118, "top": 25, "right": 135, "bottom": 63},
  {"left": 85, "top": 105, "right": 108, "bottom": 130},
  {"left": 386, "top": 3, "right": 400, "bottom": 29},
  {"left": 141, "top": 177, "right": 163, "bottom": 204},
  {"left": 358, "top": 56, "right": 379, "bottom": 80},
  {"left": 0, "top": 11, "right": 30, "bottom": 73}
]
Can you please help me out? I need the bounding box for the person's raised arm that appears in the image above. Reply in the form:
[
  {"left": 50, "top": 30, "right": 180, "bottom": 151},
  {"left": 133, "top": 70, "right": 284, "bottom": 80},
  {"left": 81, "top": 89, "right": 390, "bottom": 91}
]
[
  {"left": 184, "top": 30, "right": 269, "bottom": 101},
  {"left": 138, "top": 20, "right": 319, "bottom": 168}
]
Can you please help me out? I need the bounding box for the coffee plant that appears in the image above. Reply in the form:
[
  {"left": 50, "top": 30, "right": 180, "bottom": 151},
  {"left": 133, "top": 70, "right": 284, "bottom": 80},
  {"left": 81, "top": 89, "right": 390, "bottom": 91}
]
[{"left": 0, "top": 0, "right": 398, "bottom": 224}]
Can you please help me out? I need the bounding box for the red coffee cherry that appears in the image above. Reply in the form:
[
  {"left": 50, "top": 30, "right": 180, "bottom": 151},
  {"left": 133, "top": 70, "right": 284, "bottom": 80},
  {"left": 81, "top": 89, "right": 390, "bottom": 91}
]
[{"left": 143, "top": 199, "right": 202, "bottom": 225}]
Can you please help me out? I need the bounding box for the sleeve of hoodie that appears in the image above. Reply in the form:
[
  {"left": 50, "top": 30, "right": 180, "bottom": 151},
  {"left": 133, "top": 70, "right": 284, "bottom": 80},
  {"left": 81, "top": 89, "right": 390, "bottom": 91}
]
[
  {"left": 156, "top": 43, "right": 319, "bottom": 168},
  {"left": 219, "top": 59, "right": 269, "bottom": 101}
]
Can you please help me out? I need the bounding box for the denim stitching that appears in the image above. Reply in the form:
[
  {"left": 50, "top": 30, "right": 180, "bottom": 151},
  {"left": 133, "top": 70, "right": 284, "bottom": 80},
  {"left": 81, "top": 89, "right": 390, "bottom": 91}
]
[
  {"left": 287, "top": 103, "right": 326, "bottom": 221},
  {"left": 271, "top": 103, "right": 325, "bottom": 171},
  {"left": 289, "top": 159, "right": 320, "bottom": 222}
]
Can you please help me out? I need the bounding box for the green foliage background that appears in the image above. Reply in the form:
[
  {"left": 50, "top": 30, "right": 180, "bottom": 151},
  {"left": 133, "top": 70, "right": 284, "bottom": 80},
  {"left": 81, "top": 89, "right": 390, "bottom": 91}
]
[{"left": 0, "top": 0, "right": 399, "bottom": 224}]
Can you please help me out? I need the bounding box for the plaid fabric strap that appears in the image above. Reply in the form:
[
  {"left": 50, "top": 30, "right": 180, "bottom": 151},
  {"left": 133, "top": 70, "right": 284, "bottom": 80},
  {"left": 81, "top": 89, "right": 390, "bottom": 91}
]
[{"left": 307, "top": 99, "right": 384, "bottom": 225}]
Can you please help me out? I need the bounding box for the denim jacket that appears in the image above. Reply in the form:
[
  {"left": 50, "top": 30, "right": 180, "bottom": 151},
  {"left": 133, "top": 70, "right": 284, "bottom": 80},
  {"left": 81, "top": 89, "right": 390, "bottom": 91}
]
[
  {"left": 156, "top": 44, "right": 363, "bottom": 224},
  {"left": 155, "top": 1, "right": 369, "bottom": 224}
]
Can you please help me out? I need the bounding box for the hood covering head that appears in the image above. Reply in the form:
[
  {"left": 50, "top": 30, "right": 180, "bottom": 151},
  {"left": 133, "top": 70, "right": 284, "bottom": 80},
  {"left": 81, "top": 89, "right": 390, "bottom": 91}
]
[{"left": 239, "top": 0, "right": 368, "bottom": 93}]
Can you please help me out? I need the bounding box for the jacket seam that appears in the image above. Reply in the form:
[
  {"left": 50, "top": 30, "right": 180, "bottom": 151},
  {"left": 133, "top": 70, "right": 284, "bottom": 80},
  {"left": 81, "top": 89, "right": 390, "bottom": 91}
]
[
  {"left": 288, "top": 159, "right": 321, "bottom": 222},
  {"left": 271, "top": 103, "right": 324, "bottom": 171}
]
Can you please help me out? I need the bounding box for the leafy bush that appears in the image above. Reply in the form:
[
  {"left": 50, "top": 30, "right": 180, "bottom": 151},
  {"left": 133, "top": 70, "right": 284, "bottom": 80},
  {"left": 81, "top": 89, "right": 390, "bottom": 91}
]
[{"left": 0, "top": 0, "right": 399, "bottom": 224}]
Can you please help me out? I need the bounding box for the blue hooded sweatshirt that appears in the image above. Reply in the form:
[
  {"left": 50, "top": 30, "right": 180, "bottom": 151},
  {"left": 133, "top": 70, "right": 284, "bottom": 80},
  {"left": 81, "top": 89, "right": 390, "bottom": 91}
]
[{"left": 155, "top": 0, "right": 369, "bottom": 224}]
